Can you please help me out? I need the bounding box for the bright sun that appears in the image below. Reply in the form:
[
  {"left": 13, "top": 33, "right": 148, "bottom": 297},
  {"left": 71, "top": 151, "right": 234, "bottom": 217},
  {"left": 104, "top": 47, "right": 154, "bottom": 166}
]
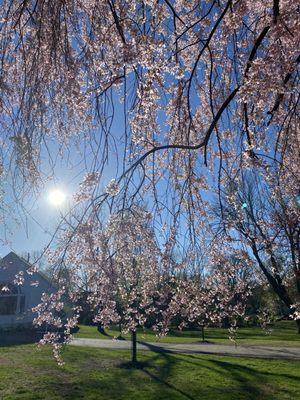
[{"left": 47, "top": 189, "right": 66, "bottom": 207}]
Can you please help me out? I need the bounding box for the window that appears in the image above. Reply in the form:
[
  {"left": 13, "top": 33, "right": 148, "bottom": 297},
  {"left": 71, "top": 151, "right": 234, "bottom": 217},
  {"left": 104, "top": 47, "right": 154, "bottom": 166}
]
[{"left": 0, "top": 282, "right": 25, "bottom": 315}]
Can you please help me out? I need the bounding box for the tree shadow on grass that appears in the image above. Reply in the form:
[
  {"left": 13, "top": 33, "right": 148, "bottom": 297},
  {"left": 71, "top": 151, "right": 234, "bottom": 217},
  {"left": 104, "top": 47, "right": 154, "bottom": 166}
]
[
  {"left": 142, "top": 361, "right": 196, "bottom": 400},
  {"left": 211, "top": 358, "right": 300, "bottom": 384},
  {"left": 38, "top": 355, "right": 195, "bottom": 400},
  {"left": 136, "top": 341, "right": 197, "bottom": 400},
  {"left": 133, "top": 347, "right": 299, "bottom": 400},
  {"left": 181, "top": 354, "right": 299, "bottom": 398},
  {"left": 183, "top": 353, "right": 300, "bottom": 380}
]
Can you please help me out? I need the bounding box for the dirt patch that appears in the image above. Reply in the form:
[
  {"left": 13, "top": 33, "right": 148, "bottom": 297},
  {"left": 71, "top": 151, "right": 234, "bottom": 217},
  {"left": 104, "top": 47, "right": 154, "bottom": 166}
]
[
  {"left": 0, "top": 356, "right": 13, "bottom": 366},
  {"left": 81, "top": 357, "right": 123, "bottom": 370}
]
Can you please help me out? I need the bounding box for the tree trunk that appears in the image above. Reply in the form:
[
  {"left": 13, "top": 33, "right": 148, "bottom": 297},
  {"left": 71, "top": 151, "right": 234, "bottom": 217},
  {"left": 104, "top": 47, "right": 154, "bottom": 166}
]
[
  {"left": 201, "top": 325, "right": 205, "bottom": 342},
  {"left": 97, "top": 323, "right": 112, "bottom": 337},
  {"left": 97, "top": 324, "right": 107, "bottom": 336},
  {"left": 251, "top": 243, "right": 293, "bottom": 307},
  {"left": 296, "top": 319, "right": 300, "bottom": 334},
  {"left": 252, "top": 244, "right": 300, "bottom": 334},
  {"left": 131, "top": 330, "right": 137, "bottom": 364}
]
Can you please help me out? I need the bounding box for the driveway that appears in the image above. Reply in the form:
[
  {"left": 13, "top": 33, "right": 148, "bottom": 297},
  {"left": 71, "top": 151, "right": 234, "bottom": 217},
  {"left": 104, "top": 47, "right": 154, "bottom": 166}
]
[{"left": 71, "top": 338, "right": 300, "bottom": 360}]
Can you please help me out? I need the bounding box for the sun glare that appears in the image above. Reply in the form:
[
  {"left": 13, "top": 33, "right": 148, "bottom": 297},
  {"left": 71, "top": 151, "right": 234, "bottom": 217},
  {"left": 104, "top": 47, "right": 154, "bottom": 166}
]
[{"left": 47, "top": 189, "right": 66, "bottom": 207}]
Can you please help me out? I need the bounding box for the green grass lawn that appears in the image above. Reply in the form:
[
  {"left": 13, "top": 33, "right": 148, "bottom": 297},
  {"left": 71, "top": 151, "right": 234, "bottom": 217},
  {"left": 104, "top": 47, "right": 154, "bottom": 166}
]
[
  {"left": 0, "top": 344, "right": 299, "bottom": 400},
  {"left": 75, "top": 320, "right": 300, "bottom": 347}
]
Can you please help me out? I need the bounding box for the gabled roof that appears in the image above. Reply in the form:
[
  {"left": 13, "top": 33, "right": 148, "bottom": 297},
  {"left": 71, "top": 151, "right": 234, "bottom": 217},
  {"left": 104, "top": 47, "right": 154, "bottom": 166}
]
[{"left": 0, "top": 251, "right": 57, "bottom": 289}]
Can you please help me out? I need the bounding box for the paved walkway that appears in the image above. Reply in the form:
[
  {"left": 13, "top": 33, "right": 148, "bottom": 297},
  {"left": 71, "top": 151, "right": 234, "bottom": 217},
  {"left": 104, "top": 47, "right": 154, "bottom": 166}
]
[{"left": 71, "top": 338, "right": 300, "bottom": 360}]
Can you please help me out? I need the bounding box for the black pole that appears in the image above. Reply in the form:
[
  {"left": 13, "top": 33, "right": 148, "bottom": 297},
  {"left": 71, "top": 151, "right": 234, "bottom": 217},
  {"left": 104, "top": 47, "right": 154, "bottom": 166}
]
[{"left": 131, "top": 330, "right": 137, "bottom": 364}]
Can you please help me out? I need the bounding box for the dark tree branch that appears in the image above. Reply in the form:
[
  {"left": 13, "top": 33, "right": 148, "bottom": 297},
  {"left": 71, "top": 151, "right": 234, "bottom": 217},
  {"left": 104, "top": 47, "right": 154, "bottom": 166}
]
[
  {"left": 245, "top": 26, "right": 270, "bottom": 76},
  {"left": 273, "top": 0, "right": 280, "bottom": 23},
  {"left": 243, "top": 103, "right": 257, "bottom": 159},
  {"left": 267, "top": 54, "right": 300, "bottom": 123},
  {"left": 107, "top": 0, "right": 126, "bottom": 44},
  {"left": 122, "top": 85, "right": 239, "bottom": 178}
]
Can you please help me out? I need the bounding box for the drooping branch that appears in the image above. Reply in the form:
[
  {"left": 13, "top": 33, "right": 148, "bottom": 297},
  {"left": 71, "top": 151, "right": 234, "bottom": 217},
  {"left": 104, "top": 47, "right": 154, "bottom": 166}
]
[
  {"left": 121, "top": 85, "right": 240, "bottom": 178},
  {"left": 267, "top": 54, "right": 300, "bottom": 123}
]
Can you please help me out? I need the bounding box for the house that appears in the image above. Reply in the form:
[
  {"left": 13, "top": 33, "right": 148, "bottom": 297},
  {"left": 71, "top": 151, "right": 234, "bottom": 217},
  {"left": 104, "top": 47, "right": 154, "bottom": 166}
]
[{"left": 0, "top": 251, "right": 56, "bottom": 328}]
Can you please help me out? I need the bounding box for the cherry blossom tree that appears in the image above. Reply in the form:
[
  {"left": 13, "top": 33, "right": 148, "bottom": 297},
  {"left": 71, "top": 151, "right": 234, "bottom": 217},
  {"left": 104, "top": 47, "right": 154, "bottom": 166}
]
[
  {"left": 92, "top": 208, "right": 162, "bottom": 364},
  {"left": 33, "top": 205, "right": 164, "bottom": 364},
  {"left": 161, "top": 248, "right": 253, "bottom": 341},
  {"left": 0, "top": 0, "right": 299, "bottom": 359}
]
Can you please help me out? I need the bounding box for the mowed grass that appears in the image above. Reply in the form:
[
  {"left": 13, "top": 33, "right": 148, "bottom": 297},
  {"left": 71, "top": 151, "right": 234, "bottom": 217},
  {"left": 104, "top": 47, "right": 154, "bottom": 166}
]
[
  {"left": 0, "top": 344, "right": 299, "bottom": 400},
  {"left": 75, "top": 320, "right": 300, "bottom": 347}
]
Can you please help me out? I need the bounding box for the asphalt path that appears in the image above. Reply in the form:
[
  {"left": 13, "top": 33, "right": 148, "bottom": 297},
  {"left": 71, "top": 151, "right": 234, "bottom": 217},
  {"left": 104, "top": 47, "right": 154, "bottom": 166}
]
[{"left": 71, "top": 338, "right": 300, "bottom": 360}]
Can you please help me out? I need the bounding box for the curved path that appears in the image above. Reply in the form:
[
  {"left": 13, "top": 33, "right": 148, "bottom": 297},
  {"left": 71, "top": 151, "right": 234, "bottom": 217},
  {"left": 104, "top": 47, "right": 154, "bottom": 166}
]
[{"left": 71, "top": 338, "right": 300, "bottom": 360}]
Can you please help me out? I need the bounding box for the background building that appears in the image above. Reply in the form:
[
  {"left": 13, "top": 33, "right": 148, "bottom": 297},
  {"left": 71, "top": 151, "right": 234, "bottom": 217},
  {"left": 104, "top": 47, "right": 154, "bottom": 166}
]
[{"left": 0, "top": 252, "right": 56, "bottom": 328}]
